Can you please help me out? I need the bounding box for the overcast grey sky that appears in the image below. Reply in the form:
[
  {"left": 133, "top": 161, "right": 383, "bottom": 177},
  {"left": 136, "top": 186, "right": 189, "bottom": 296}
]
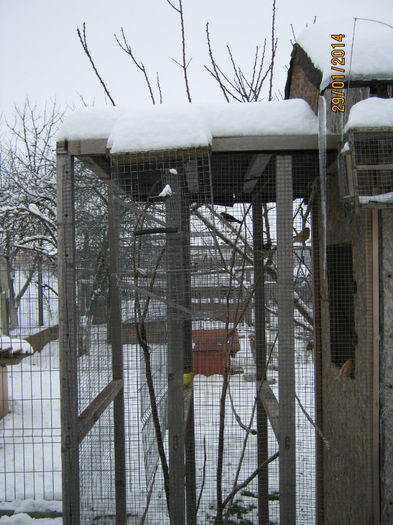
[{"left": 1, "top": 0, "right": 392, "bottom": 122}]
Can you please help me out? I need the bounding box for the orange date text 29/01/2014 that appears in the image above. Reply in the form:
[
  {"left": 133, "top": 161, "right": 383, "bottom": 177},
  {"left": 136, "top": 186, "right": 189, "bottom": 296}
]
[{"left": 330, "top": 34, "right": 345, "bottom": 113}]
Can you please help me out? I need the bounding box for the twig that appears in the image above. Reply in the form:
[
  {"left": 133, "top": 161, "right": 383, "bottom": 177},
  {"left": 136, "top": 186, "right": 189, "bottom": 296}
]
[
  {"left": 295, "top": 393, "right": 331, "bottom": 450},
  {"left": 114, "top": 28, "right": 157, "bottom": 105},
  {"left": 166, "top": 0, "right": 192, "bottom": 102},
  {"left": 221, "top": 452, "right": 279, "bottom": 511},
  {"left": 140, "top": 465, "right": 158, "bottom": 524},
  {"left": 196, "top": 436, "right": 207, "bottom": 514},
  {"left": 269, "top": 0, "right": 277, "bottom": 101},
  {"left": 77, "top": 23, "right": 116, "bottom": 106}
]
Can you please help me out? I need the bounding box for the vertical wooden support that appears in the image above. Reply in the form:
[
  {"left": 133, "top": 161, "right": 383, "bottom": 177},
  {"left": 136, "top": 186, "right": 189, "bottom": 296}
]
[
  {"left": 276, "top": 155, "right": 296, "bottom": 524},
  {"left": 166, "top": 169, "right": 186, "bottom": 524},
  {"left": 108, "top": 185, "right": 127, "bottom": 524},
  {"left": 252, "top": 195, "right": 269, "bottom": 525},
  {"left": 57, "top": 142, "right": 80, "bottom": 525},
  {"left": 372, "top": 209, "right": 380, "bottom": 524},
  {"left": 311, "top": 195, "right": 324, "bottom": 525},
  {"left": 38, "top": 257, "right": 44, "bottom": 326},
  {"left": 183, "top": 196, "right": 197, "bottom": 525},
  {"left": 0, "top": 365, "right": 8, "bottom": 419}
]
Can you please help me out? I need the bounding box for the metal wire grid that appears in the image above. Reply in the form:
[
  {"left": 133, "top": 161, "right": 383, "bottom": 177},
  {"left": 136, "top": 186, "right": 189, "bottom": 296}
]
[
  {"left": 350, "top": 130, "right": 393, "bottom": 198},
  {"left": 108, "top": 150, "right": 316, "bottom": 523},
  {"left": 0, "top": 260, "right": 60, "bottom": 505}
]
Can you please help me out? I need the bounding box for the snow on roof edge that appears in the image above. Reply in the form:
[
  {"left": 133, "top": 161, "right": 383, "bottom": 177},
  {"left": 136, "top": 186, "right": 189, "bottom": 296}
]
[{"left": 57, "top": 99, "right": 319, "bottom": 155}]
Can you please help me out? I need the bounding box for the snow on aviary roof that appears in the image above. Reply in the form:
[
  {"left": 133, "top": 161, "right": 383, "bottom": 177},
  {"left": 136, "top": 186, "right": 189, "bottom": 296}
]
[
  {"left": 296, "top": 18, "right": 393, "bottom": 91},
  {"left": 58, "top": 99, "right": 318, "bottom": 154},
  {"left": 345, "top": 97, "right": 393, "bottom": 131}
]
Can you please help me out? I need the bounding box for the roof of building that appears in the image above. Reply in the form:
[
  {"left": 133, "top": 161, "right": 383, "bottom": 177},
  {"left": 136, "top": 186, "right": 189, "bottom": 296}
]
[{"left": 286, "top": 18, "right": 393, "bottom": 94}]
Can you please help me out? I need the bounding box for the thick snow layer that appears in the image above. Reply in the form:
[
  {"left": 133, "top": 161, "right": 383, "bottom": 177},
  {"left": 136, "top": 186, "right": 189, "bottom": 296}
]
[
  {"left": 297, "top": 19, "right": 393, "bottom": 90},
  {"left": 345, "top": 97, "right": 393, "bottom": 130},
  {"left": 57, "top": 107, "right": 123, "bottom": 141},
  {"left": 58, "top": 99, "right": 318, "bottom": 154},
  {"left": 0, "top": 335, "right": 33, "bottom": 355},
  {"left": 158, "top": 184, "right": 173, "bottom": 197},
  {"left": 108, "top": 104, "right": 212, "bottom": 153},
  {"left": 201, "top": 99, "right": 318, "bottom": 137},
  {"left": 0, "top": 514, "right": 62, "bottom": 524},
  {"left": 359, "top": 191, "right": 393, "bottom": 204}
]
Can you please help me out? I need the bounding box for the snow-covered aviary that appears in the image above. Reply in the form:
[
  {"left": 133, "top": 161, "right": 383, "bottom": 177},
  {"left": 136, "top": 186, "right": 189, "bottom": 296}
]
[
  {"left": 344, "top": 97, "right": 393, "bottom": 130},
  {"left": 297, "top": 19, "right": 393, "bottom": 91},
  {"left": 58, "top": 99, "right": 319, "bottom": 154}
]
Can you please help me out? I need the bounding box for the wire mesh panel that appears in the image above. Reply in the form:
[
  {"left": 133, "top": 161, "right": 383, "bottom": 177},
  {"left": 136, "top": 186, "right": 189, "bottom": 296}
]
[
  {"left": 0, "top": 259, "right": 60, "bottom": 512},
  {"left": 340, "top": 128, "right": 393, "bottom": 207}
]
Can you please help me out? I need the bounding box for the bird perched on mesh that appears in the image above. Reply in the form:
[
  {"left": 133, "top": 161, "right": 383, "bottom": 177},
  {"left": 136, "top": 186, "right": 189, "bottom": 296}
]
[
  {"left": 339, "top": 359, "right": 355, "bottom": 378},
  {"left": 183, "top": 372, "right": 195, "bottom": 387},
  {"left": 220, "top": 212, "right": 242, "bottom": 224},
  {"left": 293, "top": 227, "right": 310, "bottom": 244}
]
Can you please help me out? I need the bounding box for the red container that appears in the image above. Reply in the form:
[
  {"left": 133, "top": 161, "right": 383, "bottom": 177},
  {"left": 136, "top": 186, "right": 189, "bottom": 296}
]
[{"left": 192, "top": 328, "right": 240, "bottom": 376}]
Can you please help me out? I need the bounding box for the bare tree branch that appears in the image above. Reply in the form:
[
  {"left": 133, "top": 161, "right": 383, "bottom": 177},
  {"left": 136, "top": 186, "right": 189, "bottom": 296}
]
[
  {"left": 269, "top": 0, "right": 277, "bottom": 101},
  {"left": 114, "top": 27, "right": 157, "bottom": 105},
  {"left": 166, "top": 0, "right": 192, "bottom": 102},
  {"left": 77, "top": 23, "right": 116, "bottom": 106}
]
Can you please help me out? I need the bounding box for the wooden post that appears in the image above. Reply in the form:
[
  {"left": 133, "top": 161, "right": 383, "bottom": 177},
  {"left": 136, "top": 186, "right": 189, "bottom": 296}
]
[
  {"left": 252, "top": 195, "right": 269, "bottom": 524},
  {"left": 0, "top": 365, "right": 8, "bottom": 419},
  {"left": 38, "top": 257, "right": 44, "bottom": 327},
  {"left": 57, "top": 142, "right": 80, "bottom": 524},
  {"left": 311, "top": 194, "right": 324, "bottom": 525},
  {"left": 108, "top": 185, "right": 127, "bottom": 524},
  {"left": 0, "top": 259, "right": 9, "bottom": 336},
  {"left": 166, "top": 168, "right": 186, "bottom": 524},
  {"left": 372, "top": 209, "right": 380, "bottom": 524},
  {"left": 276, "top": 155, "right": 296, "bottom": 524},
  {"left": 183, "top": 195, "right": 196, "bottom": 525}
]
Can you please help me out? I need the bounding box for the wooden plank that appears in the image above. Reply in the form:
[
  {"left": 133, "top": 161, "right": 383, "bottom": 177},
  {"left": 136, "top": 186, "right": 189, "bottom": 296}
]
[
  {"left": 77, "top": 379, "right": 123, "bottom": 443},
  {"left": 244, "top": 155, "right": 272, "bottom": 192},
  {"left": 258, "top": 382, "right": 280, "bottom": 441},
  {"left": 0, "top": 365, "right": 8, "bottom": 419},
  {"left": 25, "top": 325, "right": 59, "bottom": 353},
  {"left": 182, "top": 198, "right": 197, "bottom": 525},
  {"left": 109, "top": 185, "right": 127, "bottom": 524},
  {"left": 67, "top": 139, "right": 108, "bottom": 156},
  {"left": 57, "top": 144, "right": 80, "bottom": 524},
  {"left": 372, "top": 209, "right": 380, "bottom": 524},
  {"left": 166, "top": 169, "right": 186, "bottom": 524},
  {"left": 311, "top": 194, "right": 324, "bottom": 525},
  {"left": 212, "top": 133, "right": 339, "bottom": 152},
  {"left": 252, "top": 195, "right": 269, "bottom": 524},
  {"left": 276, "top": 155, "right": 296, "bottom": 525}
]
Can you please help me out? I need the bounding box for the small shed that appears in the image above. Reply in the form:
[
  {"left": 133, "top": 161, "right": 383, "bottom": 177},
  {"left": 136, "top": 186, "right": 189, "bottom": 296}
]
[{"left": 286, "top": 18, "right": 393, "bottom": 524}]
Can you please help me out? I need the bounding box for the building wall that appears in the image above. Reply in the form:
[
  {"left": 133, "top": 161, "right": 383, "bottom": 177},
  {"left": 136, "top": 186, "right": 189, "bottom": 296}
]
[
  {"left": 325, "top": 87, "right": 370, "bottom": 133},
  {"left": 380, "top": 208, "right": 393, "bottom": 523},
  {"left": 318, "top": 173, "right": 375, "bottom": 523},
  {"left": 287, "top": 58, "right": 319, "bottom": 114}
]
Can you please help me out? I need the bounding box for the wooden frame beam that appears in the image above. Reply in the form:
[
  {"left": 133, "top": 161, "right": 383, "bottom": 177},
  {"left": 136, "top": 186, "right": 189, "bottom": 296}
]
[
  {"left": 276, "top": 155, "right": 296, "bottom": 524},
  {"left": 77, "top": 379, "right": 123, "bottom": 443}
]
